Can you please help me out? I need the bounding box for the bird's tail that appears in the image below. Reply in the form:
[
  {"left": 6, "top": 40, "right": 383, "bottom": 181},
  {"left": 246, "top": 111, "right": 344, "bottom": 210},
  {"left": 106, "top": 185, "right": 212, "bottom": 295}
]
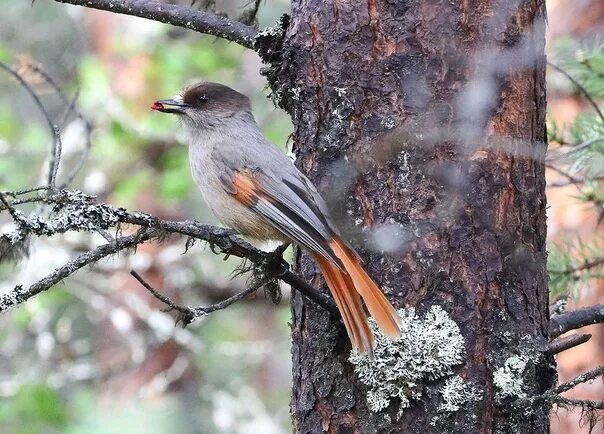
[{"left": 313, "top": 238, "right": 401, "bottom": 356}]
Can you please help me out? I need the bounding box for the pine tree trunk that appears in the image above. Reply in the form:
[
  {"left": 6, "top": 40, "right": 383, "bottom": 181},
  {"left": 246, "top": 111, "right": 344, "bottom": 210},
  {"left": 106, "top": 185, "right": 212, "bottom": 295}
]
[{"left": 280, "top": 0, "right": 551, "bottom": 432}]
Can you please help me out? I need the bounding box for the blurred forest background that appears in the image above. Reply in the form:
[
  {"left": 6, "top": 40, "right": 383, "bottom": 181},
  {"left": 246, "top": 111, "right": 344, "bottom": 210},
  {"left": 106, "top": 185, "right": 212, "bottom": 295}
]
[{"left": 0, "top": 0, "right": 603, "bottom": 433}]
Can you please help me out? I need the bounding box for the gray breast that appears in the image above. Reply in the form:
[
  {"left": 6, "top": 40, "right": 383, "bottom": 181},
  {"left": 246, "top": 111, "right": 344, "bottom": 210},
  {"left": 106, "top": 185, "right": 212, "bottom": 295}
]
[{"left": 188, "top": 138, "right": 286, "bottom": 241}]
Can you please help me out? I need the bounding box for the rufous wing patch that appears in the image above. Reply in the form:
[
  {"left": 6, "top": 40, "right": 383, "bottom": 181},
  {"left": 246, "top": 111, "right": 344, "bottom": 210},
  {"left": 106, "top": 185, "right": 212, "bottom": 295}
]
[
  {"left": 230, "top": 170, "right": 346, "bottom": 269},
  {"left": 232, "top": 170, "right": 261, "bottom": 206}
]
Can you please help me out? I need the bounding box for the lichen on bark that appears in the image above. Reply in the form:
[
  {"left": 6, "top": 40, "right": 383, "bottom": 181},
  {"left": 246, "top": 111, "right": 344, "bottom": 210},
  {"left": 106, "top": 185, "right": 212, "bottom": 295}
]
[
  {"left": 350, "top": 306, "right": 465, "bottom": 415},
  {"left": 286, "top": 0, "right": 550, "bottom": 432}
]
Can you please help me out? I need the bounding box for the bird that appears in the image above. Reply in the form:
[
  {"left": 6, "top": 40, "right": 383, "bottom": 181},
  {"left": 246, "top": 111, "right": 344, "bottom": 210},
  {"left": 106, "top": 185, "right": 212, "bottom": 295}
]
[{"left": 152, "top": 82, "right": 401, "bottom": 356}]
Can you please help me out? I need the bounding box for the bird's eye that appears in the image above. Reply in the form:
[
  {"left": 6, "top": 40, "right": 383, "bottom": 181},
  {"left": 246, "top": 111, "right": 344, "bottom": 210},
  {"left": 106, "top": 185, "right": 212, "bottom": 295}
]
[{"left": 199, "top": 95, "right": 208, "bottom": 103}]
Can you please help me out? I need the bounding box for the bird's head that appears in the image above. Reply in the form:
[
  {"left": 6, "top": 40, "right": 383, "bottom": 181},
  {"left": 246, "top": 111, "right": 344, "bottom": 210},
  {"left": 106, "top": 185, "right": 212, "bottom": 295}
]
[{"left": 152, "top": 82, "right": 252, "bottom": 132}]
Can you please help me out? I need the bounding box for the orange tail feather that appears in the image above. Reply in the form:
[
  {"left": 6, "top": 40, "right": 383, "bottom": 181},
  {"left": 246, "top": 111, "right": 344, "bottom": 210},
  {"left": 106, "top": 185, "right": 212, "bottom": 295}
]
[
  {"left": 314, "top": 254, "right": 374, "bottom": 356},
  {"left": 329, "top": 238, "right": 401, "bottom": 340}
]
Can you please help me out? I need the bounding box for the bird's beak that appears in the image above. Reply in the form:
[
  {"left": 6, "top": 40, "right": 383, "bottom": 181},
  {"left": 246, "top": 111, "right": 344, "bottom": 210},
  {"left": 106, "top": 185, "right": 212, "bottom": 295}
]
[{"left": 151, "top": 97, "right": 189, "bottom": 114}]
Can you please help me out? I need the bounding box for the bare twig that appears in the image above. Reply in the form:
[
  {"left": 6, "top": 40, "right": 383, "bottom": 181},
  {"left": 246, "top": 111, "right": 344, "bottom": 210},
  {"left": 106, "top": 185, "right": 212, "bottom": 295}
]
[
  {"left": 549, "top": 257, "right": 604, "bottom": 275},
  {"left": 546, "top": 333, "right": 592, "bottom": 356},
  {"left": 26, "top": 63, "right": 93, "bottom": 188},
  {"left": 0, "top": 61, "right": 63, "bottom": 188},
  {"left": 546, "top": 137, "right": 604, "bottom": 162},
  {"left": 0, "top": 228, "right": 158, "bottom": 313},
  {"left": 3, "top": 186, "right": 50, "bottom": 196},
  {"left": 548, "top": 61, "right": 604, "bottom": 124},
  {"left": 547, "top": 175, "right": 604, "bottom": 188},
  {"left": 52, "top": 0, "right": 258, "bottom": 50},
  {"left": 49, "top": 125, "right": 62, "bottom": 187},
  {"left": 26, "top": 63, "right": 72, "bottom": 125},
  {"left": 550, "top": 304, "right": 604, "bottom": 338},
  {"left": 130, "top": 270, "right": 198, "bottom": 322},
  {"left": 554, "top": 365, "right": 604, "bottom": 395},
  {"left": 546, "top": 163, "right": 580, "bottom": 187},
  {"left": 131, "top": 270, "right": 266, "bottom": 325},
  {"left": 197, "top": 280, "right": 264, "bottom": 314},
  {"left": 544, "top": 163, "right": 604, "bottom": 192}
]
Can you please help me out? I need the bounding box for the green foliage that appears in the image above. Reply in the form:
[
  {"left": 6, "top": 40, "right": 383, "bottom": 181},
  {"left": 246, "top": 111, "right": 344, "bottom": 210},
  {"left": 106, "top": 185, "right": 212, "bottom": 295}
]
[
  {"left": 0, "top": 43, "right": 8, "bottom": 62},
  {"left": 574, "top": 46, "right": 604, "bottom": 100},
  {"left": 0, "top": 384, "right": 68, "bottom": 433},
  {"left": 548, "top": 237, "right": 604, "bottom": 299},
  {"left": 66, "top": 390, "right": 191, "bottom": 434},
  {"left": 547, "top": 42, "right": 604, "bottom": 301},
  {"left": 158, "top": 146, "right": 192, "bottom": 202}
]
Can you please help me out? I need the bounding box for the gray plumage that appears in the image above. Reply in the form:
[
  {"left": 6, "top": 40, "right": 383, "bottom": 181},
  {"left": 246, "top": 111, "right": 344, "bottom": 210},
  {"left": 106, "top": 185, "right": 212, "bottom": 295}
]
[
  {"left": 174, "top": 82, "right": 342, "bottom": 267},
  {"left": 152, "top": 81, "right": 403, "bottom": 355}
]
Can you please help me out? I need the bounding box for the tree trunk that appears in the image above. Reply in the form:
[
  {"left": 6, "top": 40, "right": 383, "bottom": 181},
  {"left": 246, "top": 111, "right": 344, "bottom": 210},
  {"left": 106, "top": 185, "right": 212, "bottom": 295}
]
[{"left": 281, "top": 0, "right": 550, "bottom": 432}]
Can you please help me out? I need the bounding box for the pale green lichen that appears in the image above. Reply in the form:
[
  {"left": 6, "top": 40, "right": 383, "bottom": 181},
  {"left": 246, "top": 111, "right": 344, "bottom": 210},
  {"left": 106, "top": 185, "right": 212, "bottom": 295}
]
[
  {"left": 289, "top": 87, "right": 302, "bottom": 101},
  {"left": 438, "top": 375, "right": 482, "bottom": 412},
  {"left": 350, "top": 305, "right": 465, "bottom": 415},
  {"left": 334, "top": 87, "right": 347, "bottom": 97},
  {"left": 381, "top": 117, "right": 396, "bottom": 130},
  {"left": 256, "top": 21, "right": 285, "bottom": 38},
  {"left": 493, "top": 355, "right": 529, "bottom": 400}
]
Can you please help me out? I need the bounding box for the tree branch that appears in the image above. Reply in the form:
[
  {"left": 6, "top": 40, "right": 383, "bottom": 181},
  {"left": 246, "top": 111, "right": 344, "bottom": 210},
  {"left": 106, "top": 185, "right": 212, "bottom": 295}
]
[
  {"left": 546, "top": 137, "right": 604, "bottom": 162},
  {"left": 551, "top": 396, "right": 604, "bottom": 411},
  {"left": 521, "top": 365, "right": 604, "bottom": 419},
  {"left": 52, "top": 0, "right": 258, "bottom": 50},
  {"left": 550, "top": 304, "right": 604, "bottom": 338},
  {"left": 546, "top": 333, "right": 592, "bottom": 356},
  {"left": 548, "top": 61, "right": 604, "bottom": 124},
  {"left": 0, "top": 61, "right": 62, "bottom": 188},
  {"left": 554, "top": 365, "right": 604, "bottom": 395},
  {"left": 549, "top": 256, "right": 604, "bottom": 275},
  {"left": 0, "top": 228, "right": 158, "bottom": 313},
  {"left": 26, "top": 63, "right": 93, "bottom": 188},
  {"left": 130, "top": 270, "right": 268, "bottom": 326},
  {"left": 0, "top": 188, "right": 337, "bottom": 315},
  {"left": 547, "top": 175, "right": 604, "bottom": 188}
]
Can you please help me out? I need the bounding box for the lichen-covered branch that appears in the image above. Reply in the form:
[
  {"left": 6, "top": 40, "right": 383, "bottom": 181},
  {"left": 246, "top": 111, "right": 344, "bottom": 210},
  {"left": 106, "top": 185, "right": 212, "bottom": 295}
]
[
  {"left": 0, "top": 188, "right": 336, "bottom": 315},
  {"left": 0, "top": 227, "right": 158, "bottom": 312},
  {"left": 553, "top": 365, "right": 604, "bottom": 395},
  {"left": 52, "top": 0, "right": 258, "bottom": 50},
  {"left": 517, "top": 365, "right": 604, "bottom": 422},
  {"left": 551, "top": 396, "right": 604, "bottom": 411},
  {"left": 550, "top": 304, "right": 604, "bottom": 338}
]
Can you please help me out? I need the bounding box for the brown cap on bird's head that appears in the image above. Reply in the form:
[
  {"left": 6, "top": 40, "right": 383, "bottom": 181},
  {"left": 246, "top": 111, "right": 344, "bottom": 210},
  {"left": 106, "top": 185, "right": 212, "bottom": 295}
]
[{"left": 151, "top": 82, "right": 251, "bottom": 115}]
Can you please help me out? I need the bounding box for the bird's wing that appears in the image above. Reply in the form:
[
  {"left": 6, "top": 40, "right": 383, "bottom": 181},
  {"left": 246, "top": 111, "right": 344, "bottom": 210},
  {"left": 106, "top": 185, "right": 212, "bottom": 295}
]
[
  {"left": 221, "top": 163, "right": 344, "bottom": 269},
  {"left": 227, "top": 166, "right": 401, "bottom": 342}
]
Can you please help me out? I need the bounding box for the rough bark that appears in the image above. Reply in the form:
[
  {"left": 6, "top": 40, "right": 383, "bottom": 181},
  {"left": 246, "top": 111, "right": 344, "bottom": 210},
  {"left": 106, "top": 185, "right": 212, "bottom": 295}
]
[{"left": 282, "top": 0, "right": 550, "bottom": 433}]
